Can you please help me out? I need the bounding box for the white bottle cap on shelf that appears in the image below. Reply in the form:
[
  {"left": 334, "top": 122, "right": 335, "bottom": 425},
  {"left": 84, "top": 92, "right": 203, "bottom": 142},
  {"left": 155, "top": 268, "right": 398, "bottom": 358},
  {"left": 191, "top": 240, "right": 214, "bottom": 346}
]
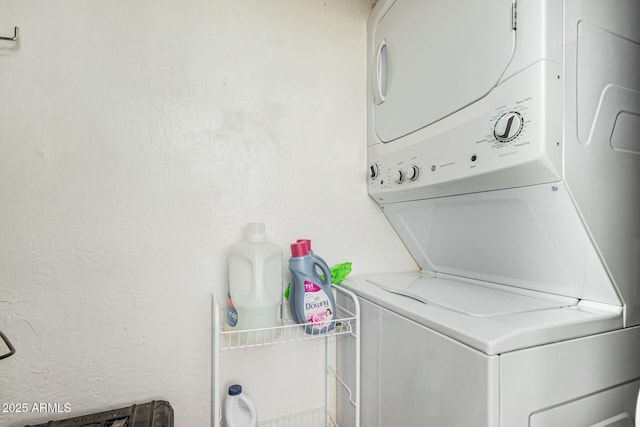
[{"left": 245, "top": 223, "right": 267, "bottom": 242}]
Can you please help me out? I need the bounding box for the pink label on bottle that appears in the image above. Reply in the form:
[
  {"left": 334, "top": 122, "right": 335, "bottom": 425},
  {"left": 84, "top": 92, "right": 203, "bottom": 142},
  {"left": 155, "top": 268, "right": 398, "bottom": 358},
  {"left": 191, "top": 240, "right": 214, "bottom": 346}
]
[
  {"left": 303, "top": 281, "right": 333, "bottom": 330},
  {"left": 304, "top": 281, "right": 321, "bottom": 292}
]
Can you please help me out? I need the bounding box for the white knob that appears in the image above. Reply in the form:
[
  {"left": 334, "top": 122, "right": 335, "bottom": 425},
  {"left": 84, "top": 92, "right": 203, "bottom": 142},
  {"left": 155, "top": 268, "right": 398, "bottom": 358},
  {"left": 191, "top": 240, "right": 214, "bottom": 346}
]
[
  {"left": 494, "top": 112, "right": 523, "bottom": 142},
  {"left": 395, "top": 170, "right": 405, "bottom": 184},
  {"left": 369, "top": 163, "right": 379, "bottom": 180},
  {"left": 409, "top": 165, "right": 420, "bottom": 181}
]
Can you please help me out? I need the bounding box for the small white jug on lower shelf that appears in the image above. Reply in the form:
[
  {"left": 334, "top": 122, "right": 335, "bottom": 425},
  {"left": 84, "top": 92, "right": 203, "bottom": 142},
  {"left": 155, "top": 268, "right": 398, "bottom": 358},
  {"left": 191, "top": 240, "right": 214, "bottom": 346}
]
[{"left": 224, "top": 384, "right": 257, "bottom": 427}]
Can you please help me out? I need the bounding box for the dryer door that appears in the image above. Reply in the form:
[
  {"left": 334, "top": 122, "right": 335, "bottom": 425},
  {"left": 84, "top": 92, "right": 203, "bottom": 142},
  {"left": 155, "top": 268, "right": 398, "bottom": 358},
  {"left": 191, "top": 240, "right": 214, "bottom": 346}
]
[{"left": 372, "top": 0, "right": 516, "bottom": 143}]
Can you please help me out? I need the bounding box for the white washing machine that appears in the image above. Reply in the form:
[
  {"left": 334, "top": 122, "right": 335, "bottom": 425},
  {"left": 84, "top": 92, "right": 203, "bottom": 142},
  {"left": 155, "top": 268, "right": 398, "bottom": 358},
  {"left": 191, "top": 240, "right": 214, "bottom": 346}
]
[{"left": 339, "top": 0, "right": 640, "bottom": 425}]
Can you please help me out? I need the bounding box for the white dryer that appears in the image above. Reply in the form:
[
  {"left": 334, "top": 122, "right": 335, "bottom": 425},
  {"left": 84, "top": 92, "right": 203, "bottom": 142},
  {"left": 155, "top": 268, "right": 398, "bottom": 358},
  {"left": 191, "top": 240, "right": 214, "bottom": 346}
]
[{"left": 339, "top": 0, "right": 640, "bottom": 425}]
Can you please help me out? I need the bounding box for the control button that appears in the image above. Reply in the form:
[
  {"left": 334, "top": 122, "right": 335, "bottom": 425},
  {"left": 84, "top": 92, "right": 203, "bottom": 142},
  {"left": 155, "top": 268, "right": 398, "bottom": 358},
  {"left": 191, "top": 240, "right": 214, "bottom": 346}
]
[
  {"left": 470, "top": 154, "right": 477, "bottom": 162},
  {"left": 409, "top": 165, "right": 420, "bottom": 181},
  {"left": 494, "top": 111, "right": 523, "bottom": 142},
  {"left": 369, "top": 163, "right": 379, "bottom": 180},
  {"left": 395, "top": 170, "right": 405, "bottom": 184}
]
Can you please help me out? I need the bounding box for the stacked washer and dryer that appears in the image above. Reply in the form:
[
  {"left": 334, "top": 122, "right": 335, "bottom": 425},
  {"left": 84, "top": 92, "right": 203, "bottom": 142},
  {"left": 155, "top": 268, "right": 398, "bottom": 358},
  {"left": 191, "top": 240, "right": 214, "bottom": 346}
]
[{"left": 339, "top": 0, "right": 640, "bottom": 425}]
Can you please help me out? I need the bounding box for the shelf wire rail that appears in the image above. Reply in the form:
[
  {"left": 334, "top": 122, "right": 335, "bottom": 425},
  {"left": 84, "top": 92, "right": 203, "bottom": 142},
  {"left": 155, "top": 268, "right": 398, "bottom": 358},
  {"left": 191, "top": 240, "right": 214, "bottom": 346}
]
[
  {"left": 258, "top": 407, "right": 335, "bottom": 427},
  {"left": 218, "top": 304, "right": 357, "bottom": 351}
]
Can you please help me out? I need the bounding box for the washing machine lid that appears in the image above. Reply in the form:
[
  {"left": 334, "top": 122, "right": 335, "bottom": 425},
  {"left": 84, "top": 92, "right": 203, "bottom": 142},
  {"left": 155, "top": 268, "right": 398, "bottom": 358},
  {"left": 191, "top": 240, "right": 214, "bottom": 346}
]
[
  {"left": 372, "top": 0, "right": 515, "bottom": 142},
  {"left": 380, "top": 183, "right": 622, "bottom": 306},
  {"left": 343, "top": 272, "right": 623, "bottom": 355},
  {"left": 370, "top": 274, "right": 570, "bottom": 317}
]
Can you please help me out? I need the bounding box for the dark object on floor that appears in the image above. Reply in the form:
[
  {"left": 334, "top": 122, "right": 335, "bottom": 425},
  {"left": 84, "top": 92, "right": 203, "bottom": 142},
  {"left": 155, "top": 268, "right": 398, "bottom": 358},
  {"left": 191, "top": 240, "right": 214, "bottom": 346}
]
[
  {"left": 24, "top": 400, "right": 173, "bottom": 427},
  {"left": 0, "top": 330, "right": 15, "bottom": 360}
]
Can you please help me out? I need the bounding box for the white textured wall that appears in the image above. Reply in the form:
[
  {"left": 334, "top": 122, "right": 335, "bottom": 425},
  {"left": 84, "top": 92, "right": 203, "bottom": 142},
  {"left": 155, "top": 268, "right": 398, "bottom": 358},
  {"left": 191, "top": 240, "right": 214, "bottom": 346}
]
[{"left": 0, "top": 0, "right": 415, "bottom": 425}]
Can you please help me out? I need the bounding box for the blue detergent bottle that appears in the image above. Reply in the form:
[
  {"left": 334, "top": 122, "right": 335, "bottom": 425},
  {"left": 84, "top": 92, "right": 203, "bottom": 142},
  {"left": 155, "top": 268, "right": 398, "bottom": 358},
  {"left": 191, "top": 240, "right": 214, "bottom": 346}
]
[
  {"left": 289, "top": 241, "right": 336, "bottom": 334},
  {"left": 288, "top": 239, "right": 326, "bottom": 324}
]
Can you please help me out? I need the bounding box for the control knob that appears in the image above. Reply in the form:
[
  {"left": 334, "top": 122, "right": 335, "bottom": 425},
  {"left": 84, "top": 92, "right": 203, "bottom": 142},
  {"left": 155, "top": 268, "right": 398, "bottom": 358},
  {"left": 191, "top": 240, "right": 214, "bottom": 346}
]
[
  {"left": 369, "top": 163, "right": 379, "bottom": 180},
  {"left": 493, "top": 111, "right": 523, "bottom": 142},
  {"left": 395, "top": 170, "right": 405, "bottom": 184},
  {"left": 409, "top": 165, "right": 420, "bottom": 181}
]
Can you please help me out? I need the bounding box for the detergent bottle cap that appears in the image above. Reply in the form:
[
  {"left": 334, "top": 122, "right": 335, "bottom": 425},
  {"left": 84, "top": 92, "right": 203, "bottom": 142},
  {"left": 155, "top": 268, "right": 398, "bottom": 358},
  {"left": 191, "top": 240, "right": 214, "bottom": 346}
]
[
  {"left": 296, "top": 239, "right": 312, "bottom": 252},
  {"left": 228, "top": 384, "right": 243, "bottom": 396},
  {"left": 245, "top": 223, "right": 267, "bottom": 242},
  {"left": 290, "top": 242, "right": 309, "bottom": 257}
]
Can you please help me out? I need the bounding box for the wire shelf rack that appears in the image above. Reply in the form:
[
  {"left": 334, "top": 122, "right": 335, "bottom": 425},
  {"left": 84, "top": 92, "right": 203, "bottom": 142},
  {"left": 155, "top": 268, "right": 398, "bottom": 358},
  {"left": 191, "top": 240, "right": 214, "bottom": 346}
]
[{"left": 212, "top": 285, "right": 360, "bottom": 427}]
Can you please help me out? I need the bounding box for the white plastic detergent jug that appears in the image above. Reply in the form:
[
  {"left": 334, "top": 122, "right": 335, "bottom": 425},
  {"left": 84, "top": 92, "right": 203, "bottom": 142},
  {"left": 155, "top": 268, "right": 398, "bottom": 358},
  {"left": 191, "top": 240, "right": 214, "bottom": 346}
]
[
  {"left": 225, "top": 223, "right": 283, "bottom": 340},
  {"left": 224, "top": 384, "right": 257, "bottom": 427}
]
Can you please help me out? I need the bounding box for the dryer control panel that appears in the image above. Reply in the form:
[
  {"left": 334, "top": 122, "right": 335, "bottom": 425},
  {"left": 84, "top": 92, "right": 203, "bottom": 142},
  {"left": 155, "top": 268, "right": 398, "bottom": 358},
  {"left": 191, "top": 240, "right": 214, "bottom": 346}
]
[{"left": 368, "top": 61, "right": 563, "bottom": 204}]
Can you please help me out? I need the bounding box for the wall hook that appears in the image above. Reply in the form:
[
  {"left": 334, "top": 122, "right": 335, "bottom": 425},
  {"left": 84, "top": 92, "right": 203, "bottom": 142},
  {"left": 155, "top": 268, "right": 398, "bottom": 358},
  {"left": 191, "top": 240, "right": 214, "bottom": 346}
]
[{"left": 0, "top": 26, "right": 19, "bottom": 41}]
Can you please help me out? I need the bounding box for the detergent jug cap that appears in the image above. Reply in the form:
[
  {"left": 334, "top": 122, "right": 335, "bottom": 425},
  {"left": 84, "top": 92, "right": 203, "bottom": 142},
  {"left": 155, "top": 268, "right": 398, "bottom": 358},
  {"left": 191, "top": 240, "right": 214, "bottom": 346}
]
[
  {"left": 228, "top": 384, "right": 243, "bottom": 396},
  {"left": 296, "top": 239, "right": 312, "bottom": 252},
  {"left": 245, "top": 223, "right": 267, "bottom": 242},
  {"left": 290, "top": 242, "right": 309, "bottom": 257}
]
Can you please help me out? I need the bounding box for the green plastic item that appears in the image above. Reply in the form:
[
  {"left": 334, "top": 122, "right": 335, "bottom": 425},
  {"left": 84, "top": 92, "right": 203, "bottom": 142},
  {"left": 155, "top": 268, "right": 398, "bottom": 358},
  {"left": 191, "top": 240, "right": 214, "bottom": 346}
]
[{"left": 284, "top": 262, "right": 352, "bottom": 299}]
